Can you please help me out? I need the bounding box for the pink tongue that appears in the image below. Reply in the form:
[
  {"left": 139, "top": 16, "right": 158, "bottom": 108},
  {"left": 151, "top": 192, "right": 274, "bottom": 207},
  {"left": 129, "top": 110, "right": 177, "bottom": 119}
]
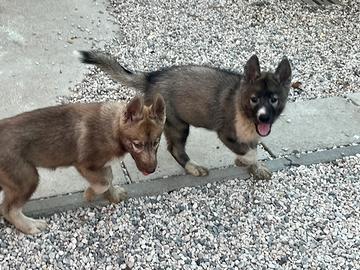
[{"left": 257, "top": 123, "right": 271, "bottom": 136}]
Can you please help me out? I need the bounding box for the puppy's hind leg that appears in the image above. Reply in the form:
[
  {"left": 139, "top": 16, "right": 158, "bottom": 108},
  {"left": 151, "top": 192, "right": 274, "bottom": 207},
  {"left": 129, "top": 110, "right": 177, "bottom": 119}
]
[
  {"left": 76, "top": 166, "right": 127, "bottom": 203},
  {"left": 1, "top": 164, "right": 47, "bottom": 234},
  {"left": 164, "top": 121, "right": 208, "bottom": 177}
]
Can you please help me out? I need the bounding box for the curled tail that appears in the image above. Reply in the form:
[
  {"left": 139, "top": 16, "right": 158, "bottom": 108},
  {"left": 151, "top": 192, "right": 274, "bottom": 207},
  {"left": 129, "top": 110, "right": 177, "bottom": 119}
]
[{"left": 75, "top": 50, "right": 147, "bottom": 91}]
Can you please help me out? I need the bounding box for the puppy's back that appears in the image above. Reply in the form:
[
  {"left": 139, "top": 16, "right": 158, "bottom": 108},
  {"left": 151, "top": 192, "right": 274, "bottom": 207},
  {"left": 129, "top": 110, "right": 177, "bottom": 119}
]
[{"left": 0, "top": 103, "right": 102, "bottom": 168}]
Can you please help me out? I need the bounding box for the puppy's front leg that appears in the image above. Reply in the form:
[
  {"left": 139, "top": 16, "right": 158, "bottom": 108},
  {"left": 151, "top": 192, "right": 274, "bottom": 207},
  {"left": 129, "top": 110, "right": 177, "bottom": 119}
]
[
  {"left": 76, "top": 166, "right": 128, "bottom": 203},
  {"left": 218, "top": 132, "right": 271, "bottom": 180},
  {"left": 235, "top": 148, "right": 272, "bottom": 180},
  {"left": 102, "top": 167, "right": 128, "bottom": 203}
]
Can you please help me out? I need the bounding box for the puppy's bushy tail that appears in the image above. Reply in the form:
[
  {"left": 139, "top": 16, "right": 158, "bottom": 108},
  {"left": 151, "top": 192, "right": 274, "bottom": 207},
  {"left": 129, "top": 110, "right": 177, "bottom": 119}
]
[{"left": 75, "top": 50, "right": 147, "bottom": 91}]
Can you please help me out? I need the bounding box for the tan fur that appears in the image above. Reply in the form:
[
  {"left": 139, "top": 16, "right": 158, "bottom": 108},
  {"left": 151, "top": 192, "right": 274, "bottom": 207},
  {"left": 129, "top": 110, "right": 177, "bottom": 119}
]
[
  {"left": 235, "top": 109, "right": 260, "bottom": 144},
  {"left": 184, "top": 161, "right": 208, "bottom": 176},
  {"left": 0, "top": 94, "right": 165, "bottom": 234}
]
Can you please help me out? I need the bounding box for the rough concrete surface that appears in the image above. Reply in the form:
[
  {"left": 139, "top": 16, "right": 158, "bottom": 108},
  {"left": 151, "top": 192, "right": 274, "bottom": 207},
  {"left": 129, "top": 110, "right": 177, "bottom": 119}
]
[
  {"left": 263, "top": 97, "right": 360, "bottom": 157},
  {"left": 24, "top": 165, "right": 251, "bottom": 217},
  {"left": 287, "top": 144, "right": 360, "bottom": 166},
  {"left": 348, "top": 92, "right": 360, "bottom": 106},
  {"left": 23, "top": 144, "right": 360, "bottom": 218},
  {"left": 0, "top": 0, "right": 121, "bottom": 199}
]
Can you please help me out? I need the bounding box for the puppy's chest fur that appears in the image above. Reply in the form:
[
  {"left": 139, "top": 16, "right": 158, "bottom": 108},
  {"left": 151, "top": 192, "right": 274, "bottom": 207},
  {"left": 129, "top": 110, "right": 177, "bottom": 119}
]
[
  {"left": 234, "top": 110, "right": 259, "bottom": 144},
  {"left": 104, "top": 156, "right": 124, "bottom": 168}
]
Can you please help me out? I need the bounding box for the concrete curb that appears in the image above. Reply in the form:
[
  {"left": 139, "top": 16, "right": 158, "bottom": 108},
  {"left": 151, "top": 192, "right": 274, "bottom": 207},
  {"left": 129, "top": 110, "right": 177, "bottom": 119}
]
[{"left": 24, "top": 144, "right": 360, "bottom": 217}]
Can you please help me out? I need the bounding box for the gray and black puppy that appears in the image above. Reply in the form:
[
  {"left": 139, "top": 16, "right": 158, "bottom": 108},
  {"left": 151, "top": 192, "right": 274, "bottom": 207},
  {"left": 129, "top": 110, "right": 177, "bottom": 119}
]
[{"left": 77, "top": 51, "right": 291, "bottom": 180}]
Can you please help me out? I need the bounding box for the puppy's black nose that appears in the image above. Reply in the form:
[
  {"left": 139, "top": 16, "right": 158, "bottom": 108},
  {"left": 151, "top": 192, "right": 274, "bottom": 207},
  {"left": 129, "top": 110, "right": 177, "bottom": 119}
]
[
  {"left": 258, "top": 114, "right": 270, "bottom": 123},
  {"left": 146, "top": 167, "right": 156, "bottom": 174}
]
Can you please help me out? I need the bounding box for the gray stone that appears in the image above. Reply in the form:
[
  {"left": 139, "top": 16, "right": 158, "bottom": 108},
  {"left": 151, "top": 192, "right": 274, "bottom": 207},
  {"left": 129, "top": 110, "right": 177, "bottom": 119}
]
[
  {"left": 25, "top": 143, "right": 360, "bottom": 217},
  {"left": 263, "top": 97, "right": 360, "bottom": 157},
  {"left": 124, "top": 127, "right": 270, "bottom": 182},
  {"left": 287, "top": 145, "right": 360, "bottom": 166},
  {"left": 348, "top": 93, "right": 360, "bottom": 106},
  {"left": 24, "top": 163, "right": 252, "bottom": 217}
]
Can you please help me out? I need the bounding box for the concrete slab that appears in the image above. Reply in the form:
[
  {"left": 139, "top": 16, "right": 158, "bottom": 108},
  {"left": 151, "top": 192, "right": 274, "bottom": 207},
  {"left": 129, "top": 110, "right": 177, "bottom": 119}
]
[
  {"left": 25, "top": 144, "right": 360, "bottom": 217},
  {"left": 348, "top": 93, "right": 360, "bottom": 106},
  {"left": 124, "top": 127, "right": 270, "bottom": 182},
  {"left": 25, "top": 165, "right": 254, "bottom": 217},
  {"left": 0, "top": 0, "right": 123, "bottom": 199},
  {"left": 0, "top": 0, "right": 114, "bottom": 116},
  {"left": 263, "top": 97, "right": 360, "bottom": 157},
  {"left": 287, "top": 145, "right": 360, "bottom": 167}
]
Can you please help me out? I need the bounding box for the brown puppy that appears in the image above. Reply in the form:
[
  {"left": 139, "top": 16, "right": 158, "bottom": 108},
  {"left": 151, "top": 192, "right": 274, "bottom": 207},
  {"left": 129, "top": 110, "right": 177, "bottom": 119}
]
[{"left": 0, "top": 95, "right": 165, "bottom": 234}]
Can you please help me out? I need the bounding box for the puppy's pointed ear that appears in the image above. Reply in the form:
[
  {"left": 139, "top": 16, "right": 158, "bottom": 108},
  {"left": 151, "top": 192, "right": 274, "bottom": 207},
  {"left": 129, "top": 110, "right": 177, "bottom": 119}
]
[
  {"left": 274, "top": 57, "right": 292, "bottom": 87},
  {"left": 151, "top": 94, "right": 166, "bottom": 122},
  {"left": 244, "top": 55, "right": 261, "bottom": 83},
  {"left": 125, "top": 96, "right": 144, "bottom": 122}
]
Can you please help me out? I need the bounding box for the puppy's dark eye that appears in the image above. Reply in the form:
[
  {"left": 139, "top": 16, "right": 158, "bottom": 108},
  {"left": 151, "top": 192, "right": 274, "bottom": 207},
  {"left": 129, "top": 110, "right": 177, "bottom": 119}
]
[
  {"left": 270, "top": 96, "right": 278, "bottom": 104},
  {"left": 250, "top": 96, "right": 259, "bottom": 104},
  {"left": 132, "top": 141, "right": 144, "bottom": 152}
]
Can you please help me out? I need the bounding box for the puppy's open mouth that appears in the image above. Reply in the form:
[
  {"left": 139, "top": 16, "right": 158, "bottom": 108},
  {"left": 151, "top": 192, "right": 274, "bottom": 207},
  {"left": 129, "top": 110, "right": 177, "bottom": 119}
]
[{"left": 256, "top": 123, "right": 272, "bottom": 137}]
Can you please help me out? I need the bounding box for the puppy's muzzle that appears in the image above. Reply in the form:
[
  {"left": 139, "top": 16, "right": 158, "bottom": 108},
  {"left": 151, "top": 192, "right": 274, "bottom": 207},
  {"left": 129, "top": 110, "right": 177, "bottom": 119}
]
[{"left": 256, "top": 108, "right": 272, "bottom": 137}]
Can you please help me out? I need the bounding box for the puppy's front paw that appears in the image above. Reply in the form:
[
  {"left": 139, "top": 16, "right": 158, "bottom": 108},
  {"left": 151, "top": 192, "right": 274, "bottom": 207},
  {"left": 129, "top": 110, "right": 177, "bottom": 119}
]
[
  {"left": 17, "top": 217, "right": 48, "bottom": 235},
  {"left": 235, "top": 158, "right": 247, "bottom": 167},
  {"left": 84, "top": 187, "right": 96, "bottom": 202},
  {"left": 185, "top": 161, "right": 209, "bottom": 177},
  {"left": 104, "top": 186, "right": 128, "bottom": 203},
  {"left": 32, "top": 219, "right": 48, "bottom": 231},
  {"left": 249, "top": 163, "right": 272, "bottom": 180}
]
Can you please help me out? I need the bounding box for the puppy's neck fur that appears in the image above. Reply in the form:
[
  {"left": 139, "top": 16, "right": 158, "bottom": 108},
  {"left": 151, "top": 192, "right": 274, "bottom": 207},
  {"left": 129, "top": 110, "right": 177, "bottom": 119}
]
[
  {"left": 234, "top": 108, "right": 259, "bottom": 144},
  {"left": 103, "top": 103, "right": 127, "bottom": 145}
]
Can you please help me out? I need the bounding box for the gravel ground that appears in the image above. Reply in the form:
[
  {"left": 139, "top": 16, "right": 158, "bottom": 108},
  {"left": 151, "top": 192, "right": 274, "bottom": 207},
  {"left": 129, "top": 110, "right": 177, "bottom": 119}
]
[
  {"left": 60, "top": 0, "right": 360, "bottom": 104},
  {"left": 2, "top": 1, "right": 359, "bottom": 269},
  {"left": 0, "top": 155, "right": 359, "bottom": 269}
]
